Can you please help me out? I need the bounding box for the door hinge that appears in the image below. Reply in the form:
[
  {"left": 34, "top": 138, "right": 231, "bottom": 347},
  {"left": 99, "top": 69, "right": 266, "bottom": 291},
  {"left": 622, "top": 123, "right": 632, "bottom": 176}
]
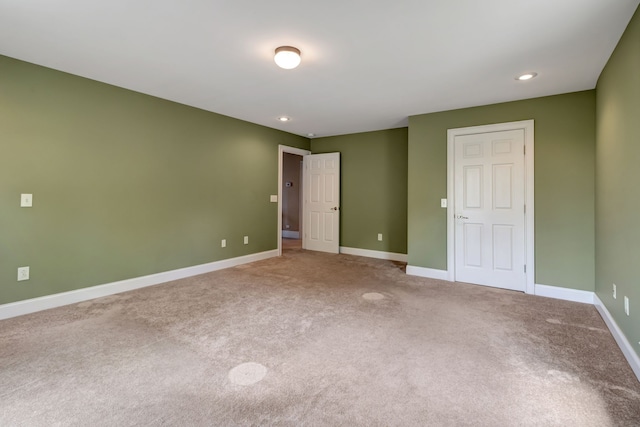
[
  {"left": 524, "top": 204, "right": 526, "bottom": 214},
  {"left": 524, "top": 265, "right": 527, "bottom": 273},
  {"left": 524, "top": 146, "right": 526, "bottom": 155}
]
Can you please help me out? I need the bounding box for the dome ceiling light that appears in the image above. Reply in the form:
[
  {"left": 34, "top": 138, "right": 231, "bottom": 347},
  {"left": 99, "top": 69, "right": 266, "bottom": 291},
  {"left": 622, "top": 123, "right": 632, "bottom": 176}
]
[
  {"left": 274, "top": 46, "right": 301, "bottom": 69},
  {"left": 516, "top": 72, "right": 538, "bottom": 81}
]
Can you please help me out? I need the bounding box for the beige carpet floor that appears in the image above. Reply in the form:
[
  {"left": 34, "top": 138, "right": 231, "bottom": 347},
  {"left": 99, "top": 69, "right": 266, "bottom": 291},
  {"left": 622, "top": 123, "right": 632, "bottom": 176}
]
[{"left": 1, "top": 247, "right": 639, "bottom": 426}]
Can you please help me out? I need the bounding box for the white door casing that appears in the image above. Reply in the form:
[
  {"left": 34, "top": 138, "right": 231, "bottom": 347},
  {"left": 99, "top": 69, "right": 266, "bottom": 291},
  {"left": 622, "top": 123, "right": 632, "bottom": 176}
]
[
  {"left": 447, "top": 120, "right": 535, "bottom": 294},
  {"left": 303, "top": 153, "right": 340, "bottom": 254},
  {"left": 278, "top": 145, "right": 311, "bottom": 256}
]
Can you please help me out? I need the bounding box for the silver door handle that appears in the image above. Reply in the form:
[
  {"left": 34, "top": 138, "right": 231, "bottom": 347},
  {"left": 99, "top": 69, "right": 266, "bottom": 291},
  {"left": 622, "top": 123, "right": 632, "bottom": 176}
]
[{"left": 456, "top": 215, "right": 468, "bottom": 219}]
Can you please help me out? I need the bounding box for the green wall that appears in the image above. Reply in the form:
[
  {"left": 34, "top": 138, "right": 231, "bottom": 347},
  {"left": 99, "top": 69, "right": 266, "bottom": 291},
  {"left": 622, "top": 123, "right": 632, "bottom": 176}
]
[
  {"left": 0, "top": 55, "right": 309, "bottom": 305},
  {"left": 408, "top": 91, "right": 596, "bottom": 291},
  {"left": 311, "top": 128, "right": 408, "bottom": 254},
  {"left": 595, "top": 7, "right": 640, "bottom": 356}
]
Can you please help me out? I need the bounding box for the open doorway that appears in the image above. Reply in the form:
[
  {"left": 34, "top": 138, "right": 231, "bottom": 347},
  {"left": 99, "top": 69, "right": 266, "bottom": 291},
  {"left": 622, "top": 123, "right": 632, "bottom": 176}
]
[
  {"left": 278, "top": 145, "right": 311, "bottom": 256},
  {"left": 282, "top": 152, "right": 303, "bottom": 251}
]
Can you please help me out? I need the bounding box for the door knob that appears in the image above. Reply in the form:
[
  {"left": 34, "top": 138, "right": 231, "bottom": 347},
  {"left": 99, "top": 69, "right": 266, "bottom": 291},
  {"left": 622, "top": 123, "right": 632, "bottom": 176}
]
[
  {"left": 456, "top": 214, "right": 469, "bottom": 219},
  {"left": 331, "top": 207, "right": 340, "bottom": 211}
]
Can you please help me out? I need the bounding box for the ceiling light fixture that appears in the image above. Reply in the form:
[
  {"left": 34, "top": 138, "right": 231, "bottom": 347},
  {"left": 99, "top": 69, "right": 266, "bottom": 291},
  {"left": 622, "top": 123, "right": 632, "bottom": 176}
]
[
  {"left": 278, "top": 116, "right": 290, "bottom": 122},
  {"left": 274, "top": 46, "right": 301, "bottom": 69},
  {"left": 307, "top": 133, "right": 315, "bottom": 138},
  {"left": 516, "top": 72, "right": 538, "bottom": 81}
]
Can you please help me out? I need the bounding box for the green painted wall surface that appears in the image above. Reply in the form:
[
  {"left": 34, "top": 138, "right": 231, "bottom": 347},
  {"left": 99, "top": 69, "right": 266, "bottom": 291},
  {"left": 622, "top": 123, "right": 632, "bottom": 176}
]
[
  {"left": 595, "top": 7, "right": 640, "bottom": 357},
  {"left": 408, "top": 91, "right": 595, "bottom": 290},
  {"left": 311, "top": 129, "right": 408, "bottom": 254},
  {"left": 0, "top": 55, "right": 309, "bottom": 304}
]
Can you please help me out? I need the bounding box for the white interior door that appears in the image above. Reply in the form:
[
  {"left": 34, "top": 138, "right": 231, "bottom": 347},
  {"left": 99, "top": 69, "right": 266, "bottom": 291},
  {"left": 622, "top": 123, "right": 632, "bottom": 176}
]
[
  {"left": 303, "top": 153, "right": 340, "bottom": 254},
  {"left": 454, "top": 129, "right": 526, "bottom": 291}
]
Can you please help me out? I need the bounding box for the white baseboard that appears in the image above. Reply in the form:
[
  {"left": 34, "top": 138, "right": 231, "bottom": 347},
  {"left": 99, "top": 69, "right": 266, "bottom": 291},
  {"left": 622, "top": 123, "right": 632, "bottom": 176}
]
[
  {"left": 0, "top": 250, "right": 278, "bottom": 321},
  {"left": 534, "top": 284, "right": 595, "bottom": 304},
  {"left": 282, "top": 230, "right": 300, "bottom": 239},
  {"left": 406, "top": 265, "right": 449, "bottom": 281},
  {"left": 339, "top": 247, "right": 408, "bottom": 263},
  {"left": 594, "top": 295, "right": 640, "bottom": 382}
]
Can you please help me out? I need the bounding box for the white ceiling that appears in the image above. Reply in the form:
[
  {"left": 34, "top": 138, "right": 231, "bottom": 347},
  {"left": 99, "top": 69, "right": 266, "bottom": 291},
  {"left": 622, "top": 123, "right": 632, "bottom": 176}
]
[{"left": 1, "top": 0, "right": 638, "bottom": 138}]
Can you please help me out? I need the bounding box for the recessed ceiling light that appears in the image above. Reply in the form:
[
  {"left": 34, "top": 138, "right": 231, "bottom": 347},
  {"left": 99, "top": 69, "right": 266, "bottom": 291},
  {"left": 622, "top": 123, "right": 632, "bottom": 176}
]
[
  {"left": 307, "top": 133, "right": 315, "bottom": 137},
  {"left": 516, "top": 72, "right": 538, "bottom": 81},
  {"left": 274, "top": 46, "right": 301, "bottom": 70},
  {"left": 278, "top": 116, "right": 290, "bottom": 122}
]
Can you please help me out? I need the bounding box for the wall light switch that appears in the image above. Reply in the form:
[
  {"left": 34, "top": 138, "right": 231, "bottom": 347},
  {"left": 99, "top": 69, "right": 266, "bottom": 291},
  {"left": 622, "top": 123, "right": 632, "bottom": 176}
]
[
  {"left": 441, "top": 198, "right": 447, "bottom": 208},
  {"left": 244, "top": 236, "right": 249, "bottom": 245},
  {"left": 613, "top": 283, "right": 617, "bottom": 299},
  {"left": 221, "top": 239, "right": 226, "bottom": 248},
  {"left": 21, "top": 194, "right": 33, "bottom": 207},
  {"left": 377, "top": 233, "right": 383, "bottom": 241},
  {"left": 270, "top": 195, "right": 278, "bottom": 203}
]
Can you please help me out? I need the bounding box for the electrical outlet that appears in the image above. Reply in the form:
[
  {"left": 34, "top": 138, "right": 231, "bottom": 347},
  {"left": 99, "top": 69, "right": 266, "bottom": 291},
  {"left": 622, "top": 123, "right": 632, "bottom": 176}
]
[
  {"left": 613, "top": 283, "right": 617, "bottom": 299},
  {"left": 17, "top": 266, "right": 30, "bottom": 281},
  {"left": 377, "top": 233, "right": 383, "bottom": 241},
  {"left": 624, "top": 296, "right": 629, "bottom": 316},
  {"left": 20, "top": 194, "right": 33, "bottom": 207},
  {"left": 221, "top": 239, "right": 226, "bottom": 248},
  {"left": 244, "top": 236, "right": 249, "bottom": 245},
  {"left": 441, "top": 198, "right": 447, "bottom": 208}
]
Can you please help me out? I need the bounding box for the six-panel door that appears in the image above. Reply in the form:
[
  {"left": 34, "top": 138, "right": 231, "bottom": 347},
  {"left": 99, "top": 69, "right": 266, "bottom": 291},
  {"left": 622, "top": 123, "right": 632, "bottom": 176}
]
[
  {"left": 454, "top": 129, "right": 526, "bottom": 291},
  {"left": 303, "top": 153, "right": 340, "bottom": 254}
]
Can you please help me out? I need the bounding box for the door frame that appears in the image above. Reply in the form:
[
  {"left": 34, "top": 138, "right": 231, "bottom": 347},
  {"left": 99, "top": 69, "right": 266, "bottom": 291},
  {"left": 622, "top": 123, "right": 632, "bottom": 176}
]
[
  {"left": 446, "top": 120, "right": 535, "bottom": 294},
  {"left": 278, "top": 145, "right": 311, "bottom": 256}
]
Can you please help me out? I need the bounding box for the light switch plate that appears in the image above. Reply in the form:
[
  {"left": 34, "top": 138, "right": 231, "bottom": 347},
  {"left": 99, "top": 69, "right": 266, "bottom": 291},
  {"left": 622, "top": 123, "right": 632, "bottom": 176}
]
[
  {"left": 221, "top": 239, "right": 226, "bottom": 248},
  {"left": 441, "top": 198, "right": 447, "bottom": 208},
  {"left": 270, "top": 195, "right": 278, "bottom": 203},
  {"left": 21, "top": 194, "right": 33, "bottom": 207},
  {"left": 244, "top": 236, "right": 249, "bottom": 245}
]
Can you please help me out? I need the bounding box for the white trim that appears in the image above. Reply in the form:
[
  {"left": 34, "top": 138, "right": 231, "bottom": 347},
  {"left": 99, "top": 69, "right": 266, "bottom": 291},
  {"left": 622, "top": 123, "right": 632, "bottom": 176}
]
[
  {"left": 278, "top": 145, "right": 311, "bottom": 256},
  {"left": 594, "top": 295, "right": 640, "bottom": 382},
  {"left": 406, "top": 265, "right": 450, "bottom": 281},
  {"left": 282, "top": 230, "right": 300, "bottom": 239},
  {"left": 447, "top": 120, "right": 535, "bottom": 293},
  {"left": 534, "top": 284, "right": 594, "bottom": 304},
  {"left": 340, "top": 246, "right": 408, "bottom": 263},
  {"left": 0, "top": 250, "right": 278, "bottom": 321}
]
